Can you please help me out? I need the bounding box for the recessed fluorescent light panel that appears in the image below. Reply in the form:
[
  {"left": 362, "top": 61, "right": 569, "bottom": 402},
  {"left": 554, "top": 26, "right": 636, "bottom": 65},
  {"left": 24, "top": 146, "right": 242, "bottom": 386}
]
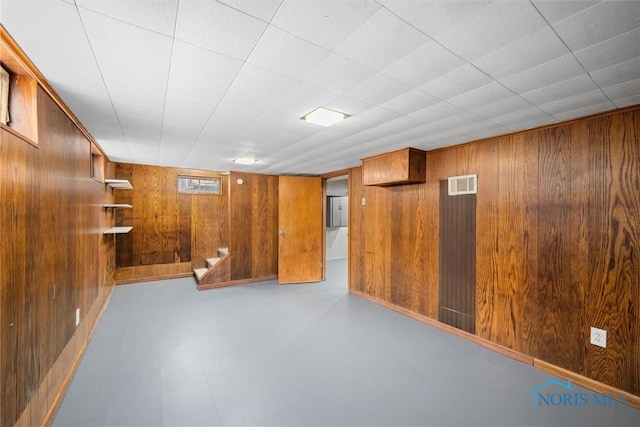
[
  {"left": 301, "top": 107, "right": 348, "bottom": 127},
  {"left": 233, "top": 157, "right": 257, "bottom": 165}
]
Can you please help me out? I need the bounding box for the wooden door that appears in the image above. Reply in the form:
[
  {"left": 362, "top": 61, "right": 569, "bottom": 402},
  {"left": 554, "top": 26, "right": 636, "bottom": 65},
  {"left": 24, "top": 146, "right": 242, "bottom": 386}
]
[{"left": 278, "top": 176, "right": 324, "bottom": 284}]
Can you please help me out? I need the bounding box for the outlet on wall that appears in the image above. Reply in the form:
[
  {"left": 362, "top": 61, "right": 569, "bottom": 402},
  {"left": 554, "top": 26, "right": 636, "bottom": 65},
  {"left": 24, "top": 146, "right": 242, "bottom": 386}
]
[
  {"left": 75, "top": 308, "right": 80, "bottom": 326},
  {"left": 590, "top": 327, "right": 607, "bottom": 348}
]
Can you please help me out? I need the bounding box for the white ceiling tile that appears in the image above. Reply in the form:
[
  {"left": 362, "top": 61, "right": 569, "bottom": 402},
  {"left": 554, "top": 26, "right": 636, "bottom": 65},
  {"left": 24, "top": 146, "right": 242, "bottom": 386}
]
[
  {"left": 335, "top": 8, "right": 430, "bottom": 71},
  {"left": 552, "top": 1, "right": 640, "bottom": 51},
  {"left": 76, "top": 0, "right": 178, "bottom": 36},
  {"left": 381, "top": 89, "right": 440, "bottom": 115},
  {"left": 590, "top": 57, "right": 640, "bottom": 89},
  {"left": 165, "top": 40, "right": 243, "bottom": 117},
  {"left": 384, "top": 0, "right": 491, "bottom": 38},
  {"left": 538, "top": 89, "right": 613, "bottom": 116},
  {"left": 552, "top": 101, "right": 616, "bottom": 122},
  {"left": 208, "top": 63, "right": 298, "bottom": 125},
  {"left": 347, "top": 73, "right": 411, "bottom": 106},
  {"left": 325, "top": 96, "right": 375, "bottom": 116},
  {"left": 499, "top": 54, "right": 585, "bottom": 93},
  {"left": 175, "top": 0, "right": 267, "bottom": 60},
  {"left": 81, "top": 9, "right": 172, "bottom": 95},
  {"left": 473, "top": 27, "right": 569, "bottom": 80},
  {"left": 532, "top": 1, "right": 598, "bottom": 24},
  {"left": 303, "top": 54, "right": 376, "bottom": 94},
  {"left": 272, "top": 0, "right": 380, "bottom": 50},
  {"left": 448, "top": 82, "right": 514, "bottom": 111},
  {"left": 419, "top": 63, "right": 492, "bottom": 100},
  {"left": 574, "top": 28, "right": 640, "bottom": 72},
  {"left": 112, "top": 97, "right": 164, "bottom": 122},
  {"left": 612, "top": 94, "right": 640, "bottom": 109},
  {"left": 219, "top": 0, "right": 282, "bottom": 22},
  {"left": 436, "top": 1, "right": 547, "bottom": 61},
  {"left": 247, "top": 26, "right": 331, "bottom": 79},
  {"left": 521, "top": 74, "right": 598, "bottom": 106},
  {"left": 381, "top": 40, "right": 466, "bottom": 87},
  {"left": 602, "top": 78, "right": 640, "bottom": 102},
  {"left": 347, "top": 106, "right": 401, "bottom": 127},
  {"left": 409, "top": 102, "right": 464, "bottom": 123},
  {"left": 470, "top": 96, "right": 532, "bottom": 119},
  {"left": 491, "top": 107, "right": 554, "bottom": 129}
]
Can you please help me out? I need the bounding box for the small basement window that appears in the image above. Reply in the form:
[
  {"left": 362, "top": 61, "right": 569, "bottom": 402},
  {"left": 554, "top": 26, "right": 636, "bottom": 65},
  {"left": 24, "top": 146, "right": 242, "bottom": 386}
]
[{"left": 178, "top": 176, "right": 221, "bottom": 195}]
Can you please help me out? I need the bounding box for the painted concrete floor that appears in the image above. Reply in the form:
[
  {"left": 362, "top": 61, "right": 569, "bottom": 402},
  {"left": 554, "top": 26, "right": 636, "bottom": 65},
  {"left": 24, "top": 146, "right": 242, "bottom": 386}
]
[{"left": 53, "top": 258, "right": 640, "bottom": 426}]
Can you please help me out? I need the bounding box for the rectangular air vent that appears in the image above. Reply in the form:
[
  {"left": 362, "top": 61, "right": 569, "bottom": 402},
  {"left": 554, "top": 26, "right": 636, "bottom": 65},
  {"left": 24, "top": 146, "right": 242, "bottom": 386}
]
[{"left": 448, "top": 174, "right": 477, "bottom": 196}]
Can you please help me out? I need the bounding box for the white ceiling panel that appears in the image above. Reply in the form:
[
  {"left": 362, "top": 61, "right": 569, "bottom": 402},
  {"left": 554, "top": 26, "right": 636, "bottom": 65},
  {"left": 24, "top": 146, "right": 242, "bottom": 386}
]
[
  {"left": 384, "top": 0, "right": 491, "bottom": 38},
  {"left": 552, "top": 1, "right": 640, "bottom": 51},
  {"left": 499, "top": 54, "right": 585, "bottom": 94},
  {"left": 247, "top": 26, "right": 331, "bottom": 80},
  {"left": 436, "top": 1, "right": 547, "bottom": 62},
  {"left": 219, "top": 0, "right": 283, "bottom": 22},
  {"left": 2, "top": 1, "right": 638, "bottom": 175},
  {"left": 473, "top": 27, "right": 570, "bottom": 80},
  {"left": 175, "top": 0, "right": 267, "bottom": 60},
  {"left": 381, "top": 40, "right": 466, "bottom": 87},
  {"left": 75, "top": 0, "right": 178, "bottom": 36},
  {"left": 347, "top": 73, "right": 411, "bottom": 105},
  {"left": 272, "top": 0, "right": 380, "bottom": 50},
  {"left": 303, "top": 54, "right": 376, "bottom": 94},
  {"left": 573, "top": 28, "right": 640, "bottom": 72},
  {"left": 590, "top": 57, "right": 640, "bottom": 89},
  {"left": 419, "top": 64, "right": 493, "bottom": 100},
  {"left": 335, "top": 8, "right": 430, "bottom": 71},
  {"left": 531, "top": 1, "right": 598, "bottom": 24}
]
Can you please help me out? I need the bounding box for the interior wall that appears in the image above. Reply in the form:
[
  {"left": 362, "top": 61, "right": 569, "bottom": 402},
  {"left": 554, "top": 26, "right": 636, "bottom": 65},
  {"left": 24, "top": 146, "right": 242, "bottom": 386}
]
[
  {"left": 113, "top": 164, "right": 229, "bottom": 270},
  {"left": 0, "top": 86, "right": 116, "bottom": 427},
  {"left": 349, "top": 106, "right": 640, "bottom": 398}
]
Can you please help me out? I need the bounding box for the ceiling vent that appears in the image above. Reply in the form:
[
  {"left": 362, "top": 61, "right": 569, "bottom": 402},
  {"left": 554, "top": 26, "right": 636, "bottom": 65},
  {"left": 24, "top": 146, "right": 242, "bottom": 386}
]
[{"left": 448, "top": 174, "right": 477, "bottom": 196}]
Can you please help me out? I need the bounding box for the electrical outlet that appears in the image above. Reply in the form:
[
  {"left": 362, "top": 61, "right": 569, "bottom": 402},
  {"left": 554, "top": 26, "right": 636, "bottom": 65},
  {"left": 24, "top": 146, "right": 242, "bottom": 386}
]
[
  {"left": 361, "top": 197, "right": 366, "bottom": 206},
  {"left": 75, "top": 308, "right": 80, "bottom": 326},
  {"left": 590, "top": 327, "right": 606, "bottom": 348}
]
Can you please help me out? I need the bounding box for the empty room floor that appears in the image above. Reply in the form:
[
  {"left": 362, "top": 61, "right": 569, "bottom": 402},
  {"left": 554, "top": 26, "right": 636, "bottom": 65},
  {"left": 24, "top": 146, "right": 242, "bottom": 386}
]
[{"left": 53, "top": 259, "right": 640, "bottom": 426}]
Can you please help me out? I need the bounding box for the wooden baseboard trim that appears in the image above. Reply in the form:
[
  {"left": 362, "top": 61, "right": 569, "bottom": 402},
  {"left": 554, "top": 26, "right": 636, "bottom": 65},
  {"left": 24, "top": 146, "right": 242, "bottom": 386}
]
[
  {"left": 39, "top": 284, "right": 115, "bottom": 426},
  {"left": 349, "top": 289, "right": 533, "bottom": 365},
  {"left": 114, "top": 262, "right": 192, "bottom": 285},
  {"left": 198, "top": 274, "right": 278, "bottom": 290},
  {"left": 534, "top": 359, "right": 640, "bottom": 410}
]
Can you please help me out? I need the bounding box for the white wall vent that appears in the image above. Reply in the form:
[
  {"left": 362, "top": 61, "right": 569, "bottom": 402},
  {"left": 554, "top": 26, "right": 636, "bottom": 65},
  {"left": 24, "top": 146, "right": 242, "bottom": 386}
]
[{"left": 448, "top": 174, "right": 477, "bottom": 196}]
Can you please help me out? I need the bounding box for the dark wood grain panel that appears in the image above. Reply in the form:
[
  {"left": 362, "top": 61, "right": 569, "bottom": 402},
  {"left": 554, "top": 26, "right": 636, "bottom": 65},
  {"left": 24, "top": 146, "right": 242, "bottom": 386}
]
[{"left": 585, "top": 112, "right": 640, "bottom": 394}]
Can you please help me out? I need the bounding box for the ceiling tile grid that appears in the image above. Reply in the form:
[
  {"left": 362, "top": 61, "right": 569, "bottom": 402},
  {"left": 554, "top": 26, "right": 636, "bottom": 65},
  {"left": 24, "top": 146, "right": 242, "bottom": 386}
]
[{"left": 1, "top": 0, "right": 639, "bottom": 175}]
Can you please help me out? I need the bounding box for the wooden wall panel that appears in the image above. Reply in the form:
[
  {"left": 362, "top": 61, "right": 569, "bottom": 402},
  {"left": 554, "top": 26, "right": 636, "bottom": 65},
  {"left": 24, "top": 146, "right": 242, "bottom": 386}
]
[
  {"left": 1, "top": 86, "right": 115, "bottom": 427},
  {"left": 114, "top": 164, "right": 228, "bottom": 270},
  {"left": 349, "top": 106, "right": 640, "bottom": 398},
  {"left": 228, "top": 172, "right": 278, "bottom": 281},
  {"left": 348, "top": 167, "right": 366, "bottom": 294}
]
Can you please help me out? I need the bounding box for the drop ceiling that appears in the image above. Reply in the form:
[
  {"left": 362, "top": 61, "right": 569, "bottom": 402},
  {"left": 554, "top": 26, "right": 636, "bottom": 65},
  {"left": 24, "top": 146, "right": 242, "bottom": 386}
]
[{"left": 1, "top": 1, "right": 639, "bottom": 175}]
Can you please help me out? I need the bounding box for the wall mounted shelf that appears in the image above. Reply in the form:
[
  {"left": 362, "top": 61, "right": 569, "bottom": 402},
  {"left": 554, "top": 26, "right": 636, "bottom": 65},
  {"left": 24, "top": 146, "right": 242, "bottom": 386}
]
[
  {"left": 362, "top": 147, "right": 426, "bottom": 186},
  {"left": 105, "top": 179, "right": 132, "bottom": 189},
  {"left": 103, "top": 226, "right": 132, "bottom": 235},
  {"left": 103, "top": 204, "right": 132, "bottom": 209}
]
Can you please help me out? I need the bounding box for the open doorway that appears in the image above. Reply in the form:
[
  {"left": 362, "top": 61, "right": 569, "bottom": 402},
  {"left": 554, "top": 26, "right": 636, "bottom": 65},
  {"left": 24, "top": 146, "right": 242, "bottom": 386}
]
[{"left": 325, "top": 175, "right": 349, "bottom": 288}]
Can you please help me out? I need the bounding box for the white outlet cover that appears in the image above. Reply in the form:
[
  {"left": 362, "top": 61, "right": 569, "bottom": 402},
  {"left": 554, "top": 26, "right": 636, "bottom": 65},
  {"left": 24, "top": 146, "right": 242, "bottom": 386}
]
[
  {"left": 75, "top": 308, "right": 80, "bottom": 326},
  {"left": 590, "top": 327, "right": 607, "bottom": 348},
  {"left": 361, "top": 197, "right": 366, "bottom": 206}
]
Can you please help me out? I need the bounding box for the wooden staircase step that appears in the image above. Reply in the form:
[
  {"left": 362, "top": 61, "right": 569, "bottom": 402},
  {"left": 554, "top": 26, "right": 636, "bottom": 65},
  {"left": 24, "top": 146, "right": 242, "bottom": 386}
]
[
  {"left": 193, "top": 268, "right": 208, "bottom": 280},
  {"left": 218, "top": 247, "right": 229, "bottom": 256},
  {"left": 206, "top": 257, "right": 221, "bottom": 268}
]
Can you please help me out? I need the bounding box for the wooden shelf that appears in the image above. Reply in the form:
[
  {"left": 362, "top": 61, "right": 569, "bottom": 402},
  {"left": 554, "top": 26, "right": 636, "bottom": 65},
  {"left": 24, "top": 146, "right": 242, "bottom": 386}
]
[
  {"left": 105, "top": 179, "right": 132, "bottom": 189},
  {"left": 103, "top": 204, "right": 132, "bottom": 209},
  {"left": 103, "top": 226, "right": 132, "bottom": 235},
  {"left": 362, "top": 147, "right": 426, "bottom": 186}
]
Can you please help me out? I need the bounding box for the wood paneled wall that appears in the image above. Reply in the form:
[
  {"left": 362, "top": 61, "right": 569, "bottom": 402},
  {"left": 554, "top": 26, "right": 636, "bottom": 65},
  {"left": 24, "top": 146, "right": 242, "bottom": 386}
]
[
  {"left": 113, "top": 166, "right": 279, "bottom": 283},
  {"left": 113, "top": 164, "right": 228, "bottom": 269},
  {"left": 1, "top": 86, "right": 115, "bottom": 427},
  {"left": 228, "top": 172, "right": 278, "bottom": 281},
  {"left": 349, "top": 106, "right": 640, "bottom": 397}
]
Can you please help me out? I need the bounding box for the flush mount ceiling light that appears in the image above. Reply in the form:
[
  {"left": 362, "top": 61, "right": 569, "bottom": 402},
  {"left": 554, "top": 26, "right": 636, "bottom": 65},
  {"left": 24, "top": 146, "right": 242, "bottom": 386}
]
[
  {"left": 301, "top": 107, "right": 348, "bottom": 127},
  {"left": 233, "top": 157, "right": 257, "bottom": 165}
]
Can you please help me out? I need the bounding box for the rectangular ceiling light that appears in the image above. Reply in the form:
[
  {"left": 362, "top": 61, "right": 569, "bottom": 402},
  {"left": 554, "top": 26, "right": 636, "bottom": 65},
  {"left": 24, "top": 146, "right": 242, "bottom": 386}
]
[
  {"left": 233, "top": 157, "right": 256, "bottom": 165},
  {"left": 301, "top": 107, "right": 348, "bottom": 127}
]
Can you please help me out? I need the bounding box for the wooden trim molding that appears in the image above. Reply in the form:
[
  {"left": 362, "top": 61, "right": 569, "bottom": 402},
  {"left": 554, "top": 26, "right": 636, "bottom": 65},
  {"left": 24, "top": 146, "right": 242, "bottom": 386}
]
[
  {"left": 534, "top": 359, "right": 640, "bottom": 410},
  {"left": 350, "top": 289, "right": 533, "bottom": 365},
  {"left": 198, "top": 274, "right": 278, "bottom": 291}
]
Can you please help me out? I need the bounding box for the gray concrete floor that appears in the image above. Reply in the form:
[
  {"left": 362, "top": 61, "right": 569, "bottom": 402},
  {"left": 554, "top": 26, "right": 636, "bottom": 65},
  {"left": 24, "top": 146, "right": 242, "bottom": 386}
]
[{"left": 53, "top": 258, "right": 640, "bottom": 426}]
